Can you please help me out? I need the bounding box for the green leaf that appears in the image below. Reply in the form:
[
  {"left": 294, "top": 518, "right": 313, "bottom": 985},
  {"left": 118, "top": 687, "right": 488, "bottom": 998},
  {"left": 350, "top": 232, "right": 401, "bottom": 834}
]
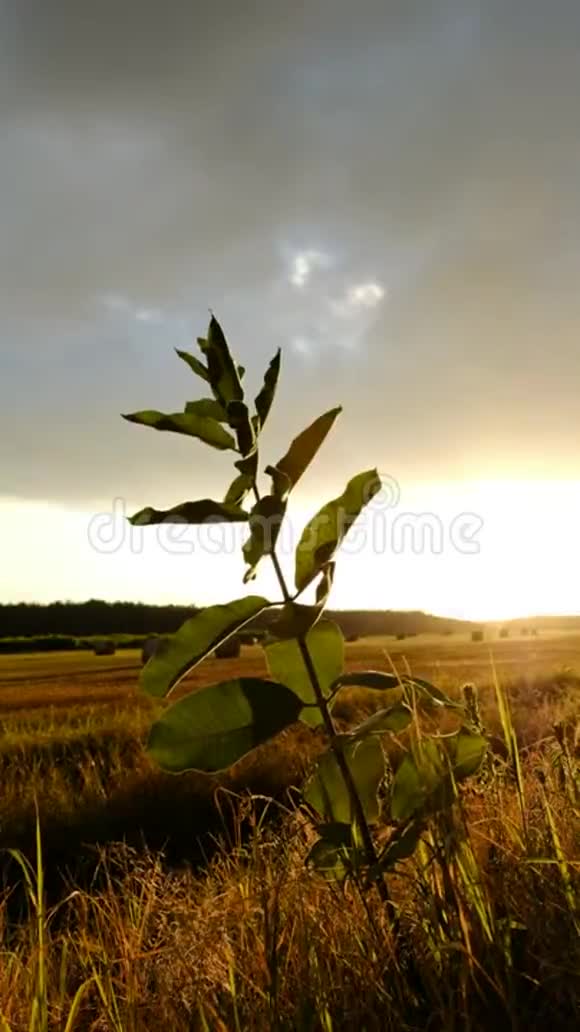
[
  {"left": 313, "top": 822, "right": 353, "bottom": 848},
  {"left": 267, "top": 563, "right": 335, "bottom": 640},
  {"left": 184, "top": 398, "right": 227, "bottom": 421},
  {"left": 181, "top": 339, "right": 244, "bottom": 390},
  {"left": 270, "top": 407, "right": 342, "bottom": 493},
  {"left": 327, "top": 672, "right": 464, "bottom": 716},
  {"left": 121, "top": 410, "right": 236, "bottom": 451},
  {"left": 267, "top": 602, "right": 320, "bottom": 641},
  {"left": 306, "top": 842, "right": 352, "bottom": 881},
  {"left": 304, "top": 737, "right": 385, "bottom": 825},
  {"left": 242, "top": 496, "right": 286, "bottom": 583},
  {"left": 348, "top": 703, "right": 413, "bottom": 740},
  {"left": 402, "top": 676, "right": 465, "bottom": 712},
  {"left": 140, "top": 596, "right": 270, "bottom": 698},
  {"left": 390, "top": 729, "right": 487, "bottom": 822},
  {"left": 448, "top": 727, "right": 488, "bottom": 778},
  {"left": 147, "top": 677, "right": 302, "bottom": 773},
  {"left": 254, "top": 349, "right": 281, "bottom": 429},
  {"left": 235, "top": 452, "right": 259, "bottom": 478},
  {"left": 223, "top": 473, "right": 253, "bottom": 507},
  {"left": 315, "top": 561, "right": 335, "bottom": 607},
  {"left": 128, "top": 500, "right": 249, "bottom": 526},
  {"left": 265, "top": 464, "right": 292, "bottom": 501},
  {"left": 264, "top": 619, "right": 343, "bottom": 726},
  {"left": 379, "top": 819, "right": 424, "bottom": 870},
  {"left": 306, "top": 824, "right": 365, "bottom": 881},
  {"left": 295, "top": 468, "right": 381, "bottom": 592},
  {"left": 330, "top": 670, "right": 406, "bottom": 693},
  {"left": 391, "top": 741, "right": 443, "bottom": 822},
  {"left": 197, "top": 316, "right": 244, "bottom": 407},
  {"left": 175, "top": 349, "right": 210, "bottom": 382},
  {"left": 227, "top": 400, "right": 256, "bottom": 457}
]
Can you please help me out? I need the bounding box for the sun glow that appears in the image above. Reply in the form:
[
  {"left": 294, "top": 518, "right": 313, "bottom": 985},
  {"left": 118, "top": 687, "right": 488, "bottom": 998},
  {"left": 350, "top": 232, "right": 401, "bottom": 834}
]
[
  {"left": 328, "top": 478, "right": 580, "bottom": 622},
  {"left": 2, "top": 479, "right": 580, "bottom": 623}
]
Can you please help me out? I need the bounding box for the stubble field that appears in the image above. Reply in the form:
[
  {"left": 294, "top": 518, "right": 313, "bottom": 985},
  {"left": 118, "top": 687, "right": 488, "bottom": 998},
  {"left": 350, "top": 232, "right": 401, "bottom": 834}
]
[{"left": 0, "top": 630, "right": 578, "bottom": 1029}]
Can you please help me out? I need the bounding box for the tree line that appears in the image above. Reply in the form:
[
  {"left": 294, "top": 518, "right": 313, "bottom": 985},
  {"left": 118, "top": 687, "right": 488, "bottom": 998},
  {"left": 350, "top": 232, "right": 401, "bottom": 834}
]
[{"left": 0, "top": 600, "right": 471, "bottom": 640}]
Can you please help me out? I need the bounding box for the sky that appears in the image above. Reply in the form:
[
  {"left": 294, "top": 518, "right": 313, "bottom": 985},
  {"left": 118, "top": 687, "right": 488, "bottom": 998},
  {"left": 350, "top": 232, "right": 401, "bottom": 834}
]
[{"left": 1, "top": 0, "right": 580, "bottom": 621}]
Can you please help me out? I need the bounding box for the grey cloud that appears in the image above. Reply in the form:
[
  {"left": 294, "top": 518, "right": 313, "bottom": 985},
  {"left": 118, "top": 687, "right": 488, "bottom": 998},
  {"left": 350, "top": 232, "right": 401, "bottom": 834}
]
[{"left": 1, "top": 0, "right": 580, "bottom": 506}]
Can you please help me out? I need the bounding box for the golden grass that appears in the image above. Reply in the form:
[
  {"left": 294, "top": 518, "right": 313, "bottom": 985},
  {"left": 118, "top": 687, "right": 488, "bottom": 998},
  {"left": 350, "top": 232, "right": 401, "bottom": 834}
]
[
  {"left": 0, "top": 634, "right": 578, "bottom": 1029},
  {"left": 0, "top": 774, "right": 578, "bottom": 1030}
]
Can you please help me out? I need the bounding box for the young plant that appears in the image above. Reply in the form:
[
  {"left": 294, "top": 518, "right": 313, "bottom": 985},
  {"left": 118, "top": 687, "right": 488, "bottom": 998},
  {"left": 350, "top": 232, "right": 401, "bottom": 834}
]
[{"left": 122, "top": 315, "right": 487, "bottom": 893}]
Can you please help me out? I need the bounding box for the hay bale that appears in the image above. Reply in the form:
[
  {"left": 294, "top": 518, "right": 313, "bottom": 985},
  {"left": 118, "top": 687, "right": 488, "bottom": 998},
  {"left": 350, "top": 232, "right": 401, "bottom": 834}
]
[{"left": 93, "top": 640, "right": 116, "bottom": 656}]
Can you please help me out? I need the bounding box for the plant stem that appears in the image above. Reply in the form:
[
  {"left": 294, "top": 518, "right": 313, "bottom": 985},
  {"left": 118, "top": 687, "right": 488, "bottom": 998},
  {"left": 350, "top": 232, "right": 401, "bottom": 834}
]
[{"left": 253, "top": 485, "right": 393, "bottom": 909}]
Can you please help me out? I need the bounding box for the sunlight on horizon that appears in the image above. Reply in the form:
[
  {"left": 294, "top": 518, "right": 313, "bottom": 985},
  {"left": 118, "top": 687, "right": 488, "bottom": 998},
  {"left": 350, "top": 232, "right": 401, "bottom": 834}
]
[{"left": 2, "top": 477, "right": 580, "bottom": 624}]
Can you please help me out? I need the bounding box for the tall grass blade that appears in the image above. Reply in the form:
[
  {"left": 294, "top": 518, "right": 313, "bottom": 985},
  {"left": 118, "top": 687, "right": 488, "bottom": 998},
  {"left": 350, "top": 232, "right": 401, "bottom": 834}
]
[
  {"left": 540, "top": 784, "right": 580, "bottom": 935},
  {"left": 490, "top": 654, "right": 527, "bottom": 836}
]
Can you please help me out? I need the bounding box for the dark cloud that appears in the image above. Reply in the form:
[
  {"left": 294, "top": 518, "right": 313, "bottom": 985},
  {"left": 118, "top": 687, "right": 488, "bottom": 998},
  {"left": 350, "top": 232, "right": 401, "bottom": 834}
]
[{"left": 1, "top": 0, "right": 579, "bottom": 509}]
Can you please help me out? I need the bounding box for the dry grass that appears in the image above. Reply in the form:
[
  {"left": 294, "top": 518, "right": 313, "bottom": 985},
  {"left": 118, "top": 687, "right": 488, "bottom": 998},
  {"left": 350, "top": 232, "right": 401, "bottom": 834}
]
[
  {"left": 0, "top": 634, "right": 578, "bottom": 1029},
  {"left": 0, "top": 777, "right": 578, "bottom": 1030}
]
